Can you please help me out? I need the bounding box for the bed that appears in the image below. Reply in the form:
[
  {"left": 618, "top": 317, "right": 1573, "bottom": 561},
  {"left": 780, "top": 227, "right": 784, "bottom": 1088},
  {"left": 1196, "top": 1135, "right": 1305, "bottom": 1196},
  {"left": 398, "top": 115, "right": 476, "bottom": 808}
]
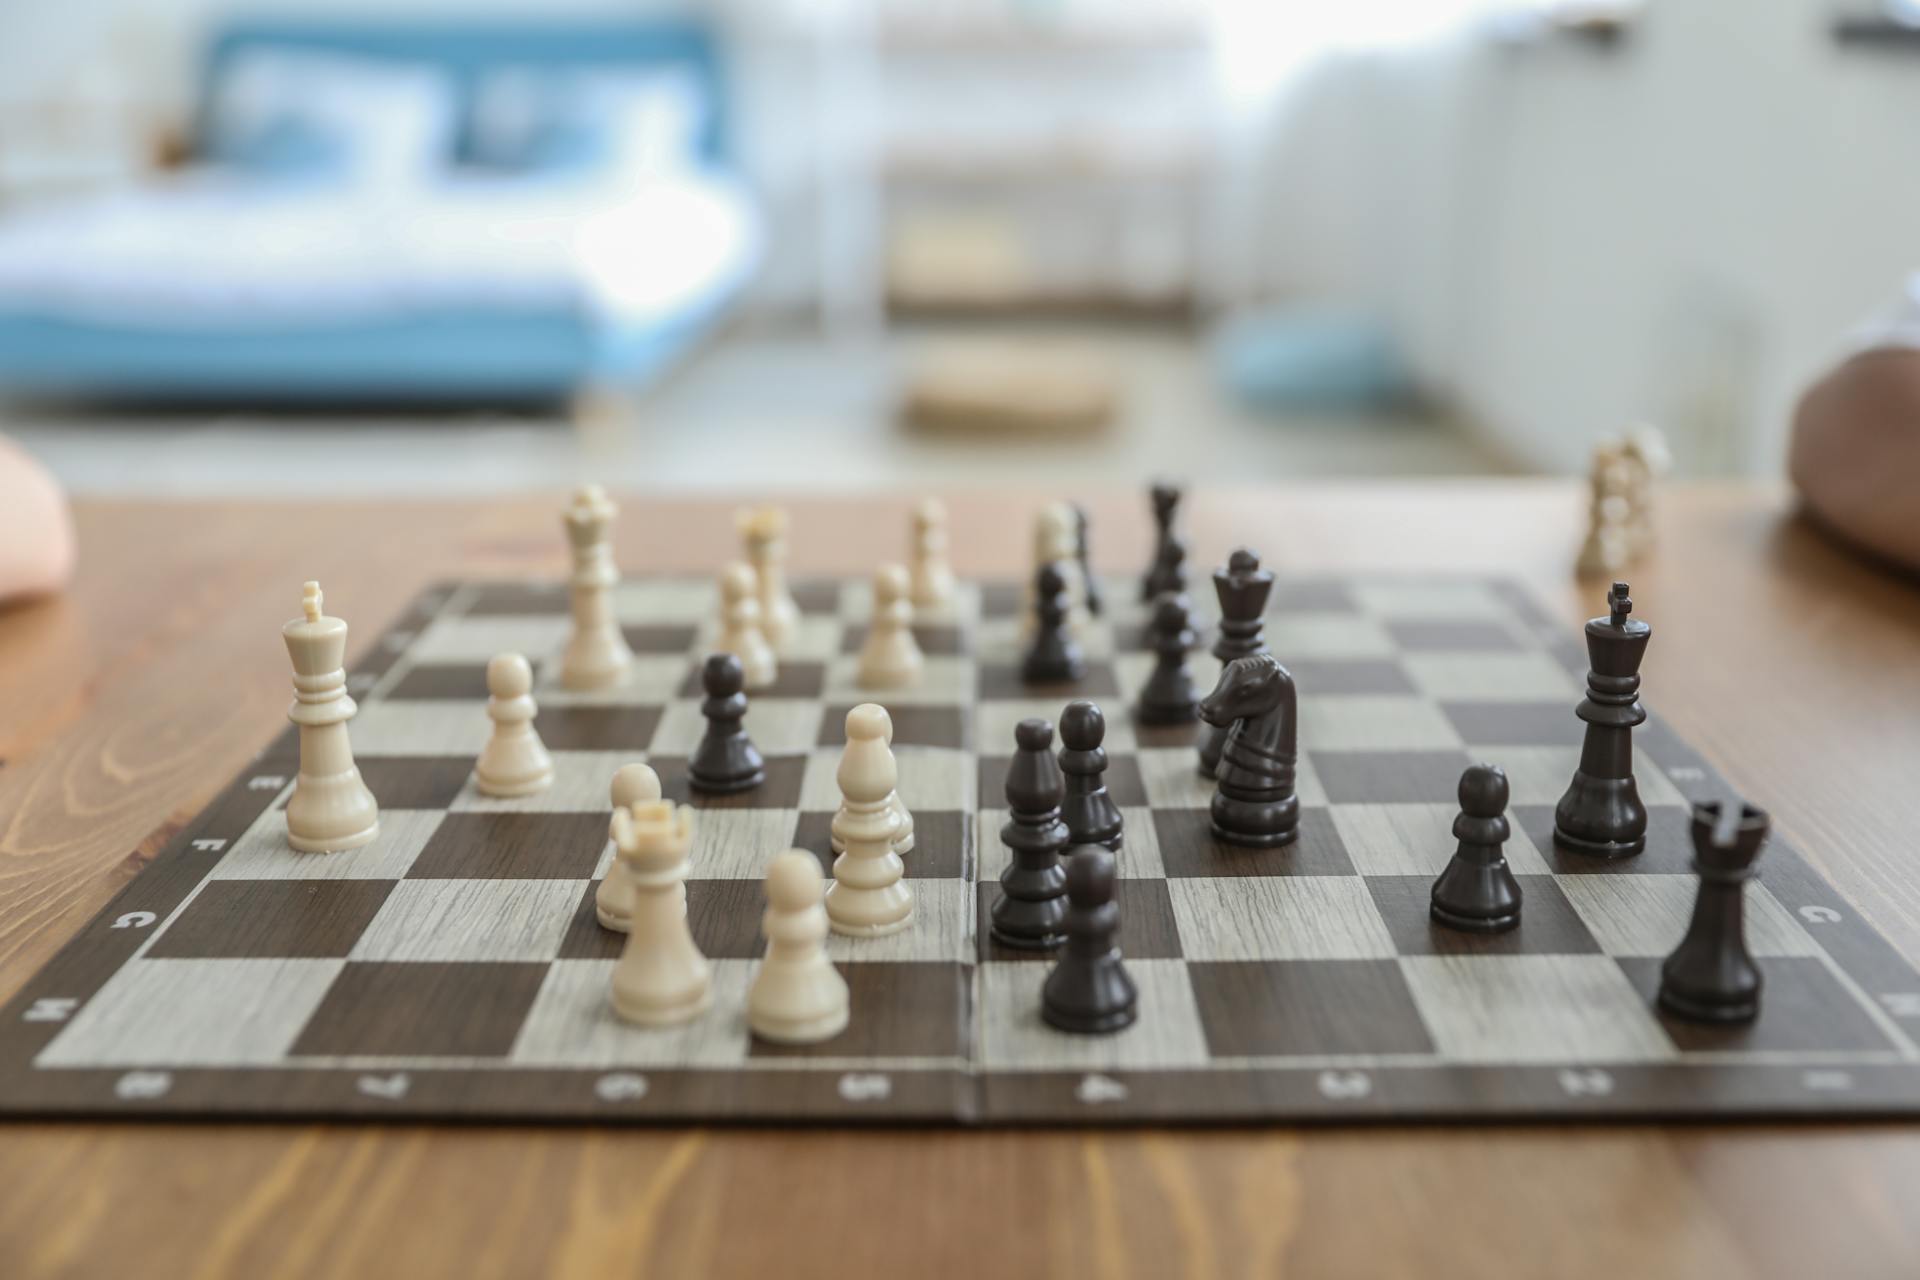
[{"left": 0, "top": 20, "right": 760, "bottom": 403}]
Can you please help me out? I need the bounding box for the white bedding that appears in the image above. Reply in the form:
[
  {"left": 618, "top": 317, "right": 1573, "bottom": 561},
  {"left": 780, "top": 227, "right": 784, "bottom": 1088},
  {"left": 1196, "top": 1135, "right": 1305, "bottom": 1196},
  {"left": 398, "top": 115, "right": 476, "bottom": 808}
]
[{"left": 0, "top": 169, "right": 760, "bottom": 330}]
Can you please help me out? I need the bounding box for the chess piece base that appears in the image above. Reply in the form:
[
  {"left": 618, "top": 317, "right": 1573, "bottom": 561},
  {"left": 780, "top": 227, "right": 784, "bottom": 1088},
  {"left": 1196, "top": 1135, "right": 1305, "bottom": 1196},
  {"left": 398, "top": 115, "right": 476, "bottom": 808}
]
[
  {"left": 1042, "top": 992, "right": 1139, "bottom": 1035},
  {"left": 287, "top": 818, "right": 379, "bottom": 855},
  {"left": 1552, "top": 826, "right": 1647, "bottom": 860},
  {"left": 476, "top": 765, "right": 554, "bottom": 799},
  {"left": 610, "top": 983, "right": 713, "bottom": 1028},
  {"left": 1658, "top": 983, "right": 1759, "bottom": 1025},
  {"left": 1430, "top": 902, "right": 1521, "bottom": 934},
  {"left": 689, "top": 765, "right": 765, "bottom": 796},
  {"left": 286, "top": 772, "right": 380, "bottom": 854},
  {"left": 826, "top": 905, "right": 914, "bottom": 939},
  {"left": 1209, "top": 791, "right": 1299, "bottom": 849},
  {"left": 991, "top": 925, "right": 1066, "bottom": 951},
  {"left": 750, "top": 1002, "right": 850, "bottom": 1046}
]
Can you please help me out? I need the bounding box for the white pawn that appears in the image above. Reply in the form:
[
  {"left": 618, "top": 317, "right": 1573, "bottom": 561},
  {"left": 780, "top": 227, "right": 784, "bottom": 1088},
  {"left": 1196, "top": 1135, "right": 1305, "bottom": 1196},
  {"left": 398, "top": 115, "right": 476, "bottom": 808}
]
[
  {"left": 609, "top": 801, "right": 712, "bottom": 1026},
  {"left": 738, "top": 505, "right": 800, "bottom": 655},
  {"left": 856, "top": 563, "right": 923, "bottom": 689},
  {"left": 831, "top": 703, "right": 914, "bottom": 857},
  {"left": 908, "top": 498, "right": 955, "bottom": 610},
  {"left": 826, "top": 704, "right": 913, "bottom": 937},
  {"left": 747, "top": 851, "right": 850, "bottom": 1045},
  {"left": 595, "top": 762, "right": 663, "bottom": 932},
  {"left": 716, "top": 561, "right": 777, "bottom": 691},
  {"left": 474, "top": 653, "right": 553, "bottom": 797}
]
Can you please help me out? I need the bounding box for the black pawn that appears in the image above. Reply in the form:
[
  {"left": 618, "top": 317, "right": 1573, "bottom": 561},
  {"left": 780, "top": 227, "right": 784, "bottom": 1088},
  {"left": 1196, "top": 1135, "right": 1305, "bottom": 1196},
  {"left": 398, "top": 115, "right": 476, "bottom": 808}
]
[
  {"left": 991, "top": 718, "right": 1070, "bottom": 949},
  {"left": 1659, "top": 801, "right": 1769, "bottom": 1024},
  {"left": 1198, "top": 548, "right": 1273, "bottom": 779},
  {"left": 1430, "top": 764, "right": 1523, "bottom": 933},
  {"left": 688, "top": 653, "right": 765, "bottom": 794},
  {"left": 1022, "top": 561, "right": 1086, "bottom": 685},
  {"left": 1059, "top": 701, "right": 1123, "bottom": 850},
  {"left": 1072, "top": 502, "right": 1102, "bottom": 617},
  {"left": 1135, "top": 591, "right": 1200, "bottom": 726},
  {"left": 1140, "top": 482, "right": 1184, "bottom": 602},
  {"left": 1042, "top": 845, "right": 1138, "bottom": 1034}
]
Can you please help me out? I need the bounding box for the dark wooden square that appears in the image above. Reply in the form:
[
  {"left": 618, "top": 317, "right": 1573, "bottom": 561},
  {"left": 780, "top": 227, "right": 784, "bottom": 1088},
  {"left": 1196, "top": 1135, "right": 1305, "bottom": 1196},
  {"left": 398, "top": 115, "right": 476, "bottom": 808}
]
[
  {"left": 292, "top": 961, "right": 549, "bottom": 1057},
  {"left": 464, "top": 583, "right": 569, "bottom": 616},
  {"left": 1190, "top": 959, "right": 1435, "bottom": 1057},
  {"left": 1384, "top": 619, "right": 1523, "bottom": 651},
  {"left": 1512, "top": 804, "right": 1697, "bottom": 875},
  {"left": 976, "top": 879, "right": 1182, "bottom": 962},
  {"left": 788, "top": 579, "right": 843, "bottom": 614},
  {"left": 1310, "top": 749, "right": 1475, "bottom": 803},
  {"left": 621, "top": 624, "right": 698, "bottom": 654},
  {"left": 1134, "top": 720, "right": 1204, "bottom": 751},
  {"left": 677, "top": 661, "right": 826, "bottom": 700},
  {"left": 147, "top": 880, "right": 395, "bottom": 959},
  {"left": 1616, "top": 956, "right": 1899, "bottom": 1054},
  {"left": 976, "top": 662, "right": 1120, "bottom": 701},
  {"left": 839, "top": 625, "right": 966, "bottom": 656},
  {"left": 411, "top": 812, "right": 611, "bottom": 879},
  {"left": 1440, "top": 701, "right": 1573, "bottom": 747},
  {"left": 651, "top": 754, "right": 808, "bottom": 810},
  {"left": 816, "top": 704, "right": 967, "bottom": 750},
  {"left": 789, "top": 810, "right": 967, "bottom": 879},
  {"left": 344, "top": 757, "right": 474, "bottom": 811},
  {"left": 687, "top": 878, "right": 773, "bottom": 959},
  {"left": 385, "top": 664, "right": 492, "bottom": 701},
  {"left": 534, "top": 705, "right": 663, "bottom": 752},
  {"left": 1365, "top": 874, "right": 1601, "bottom": 956},
  {"left": 557, "top": 883, "right": 625, "bottom": 960},
  {"left": 1153, "top": 807, "right": 1354, "bottom": 877},
  {"left": 978, "top": 581, "right": 1024, "bottom": 617},
  {"left": 1282, "top": 659, "right": 1416, "bottom": 695},
  {"left": 748, "top": 962, "right": 968, "bottom": 1059}
]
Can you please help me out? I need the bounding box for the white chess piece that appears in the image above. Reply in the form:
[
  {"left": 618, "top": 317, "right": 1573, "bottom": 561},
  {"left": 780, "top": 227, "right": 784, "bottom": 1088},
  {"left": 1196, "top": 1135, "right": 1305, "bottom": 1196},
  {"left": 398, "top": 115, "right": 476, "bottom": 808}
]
[
  {"left": 1621, "top": 425, "right": 1670, "bottom": 562},
  {"left": 1577, "top": 443, "right": 1635, "bottom": 578},
  {"left": 832, "top": 703, "right": 914, "bottom": 857},
  {"left": 715, "top": 561, "right": 777, "bottom": 691},
  {"left": 908, "top": 498, "right": 955, "bottom": 610},
  {"left": 826, "top": 704, "right": 913, "bottom": 937},
  {"left": 609, "top": 801, "right": 712, "bottom": 1026},
  {"left": 560, "top": 485, "right": 633, "bottom": 690},
  {"left": 738, "top": 506, "right": 800, "bottom": 655},
  {"left": 474, "top": 653, "right": 554, "bottom": 797},
  {"left": 856, "top": 564, "right": 924, "bottom": 689},
  {"left": 282, "top": 581, "right": 379, "bottom": 853},
  {"left": 595, "top": 762, "right": 663, "bottom": 932},
  {"left": 747, "top": 851, "right": 850, "bottom": 1045}
]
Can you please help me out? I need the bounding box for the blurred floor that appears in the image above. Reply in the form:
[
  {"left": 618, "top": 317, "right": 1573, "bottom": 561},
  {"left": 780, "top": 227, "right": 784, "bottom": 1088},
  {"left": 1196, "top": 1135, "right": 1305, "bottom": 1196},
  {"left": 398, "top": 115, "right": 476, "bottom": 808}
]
[{"left": 2, "top": 325, "right": 1515, "bottom": 497}]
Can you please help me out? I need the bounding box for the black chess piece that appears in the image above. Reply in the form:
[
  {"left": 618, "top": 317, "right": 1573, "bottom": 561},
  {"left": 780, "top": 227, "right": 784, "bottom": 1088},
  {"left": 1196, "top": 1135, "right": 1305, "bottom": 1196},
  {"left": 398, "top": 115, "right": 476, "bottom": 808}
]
[
  {"left": 1022, "top": 561, "right": 1086, "bottom": 685},
  {"left": 1058, "top": 700, "right": 1123, "bottom": 850},
  {"left": 1197, "top": 548, "right": 1274, "bottom": 779},
  {"left": 1135, "top": 591, "right": 1200, "bottom": 726},
  {"left": 1659, "top": 800, "right": 1769, "bottom": 1024},
  {"left": 991, "top": 718, "right": 1071, "bottom": 949},
  {"left": 1430, "top": 764, "right": 1523, "bottom": 933},
  {"left": 1140, "top": 481, "right": 1184, "bottom": 602},
  {"left": 1072, "top": 502, "right": 1102, "bottom": 617},
  {"left": 688, "top": 652, "right": 766, "bottom": 794},
  {"left": 1554, "top": 581, "right": 1651, "bottom": 859},
  {"left": 1041, "top": 845, "right": 1138, "bottom": 1034},
  {"left": 1197, "top": 653, "right": 1299, "bottom": 848},
  {"left": 1143, "top": 530, "right": 1189, "bottom": 606}
]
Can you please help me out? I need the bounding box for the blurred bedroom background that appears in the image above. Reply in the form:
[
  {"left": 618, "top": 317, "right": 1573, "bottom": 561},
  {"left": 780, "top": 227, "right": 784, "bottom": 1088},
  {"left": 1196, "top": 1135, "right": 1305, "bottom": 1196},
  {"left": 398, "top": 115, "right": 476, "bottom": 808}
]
[{"left": 0, "top": 0, "right": 1916, "bottom": 495}]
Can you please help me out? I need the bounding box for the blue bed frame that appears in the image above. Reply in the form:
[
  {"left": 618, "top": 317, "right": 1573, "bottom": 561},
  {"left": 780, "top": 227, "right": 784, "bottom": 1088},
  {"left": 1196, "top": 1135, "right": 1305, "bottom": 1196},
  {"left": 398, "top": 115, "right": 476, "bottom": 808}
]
[{"left": 0, "top": 19, "right": 747, "bottom": 403}]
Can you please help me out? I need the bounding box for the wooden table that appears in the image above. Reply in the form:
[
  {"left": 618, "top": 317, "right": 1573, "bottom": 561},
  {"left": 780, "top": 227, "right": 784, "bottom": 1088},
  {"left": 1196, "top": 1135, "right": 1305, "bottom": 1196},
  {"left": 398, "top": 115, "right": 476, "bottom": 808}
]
[{"left": 3, "top": 482, "right": 1919, "bottom": 1279}]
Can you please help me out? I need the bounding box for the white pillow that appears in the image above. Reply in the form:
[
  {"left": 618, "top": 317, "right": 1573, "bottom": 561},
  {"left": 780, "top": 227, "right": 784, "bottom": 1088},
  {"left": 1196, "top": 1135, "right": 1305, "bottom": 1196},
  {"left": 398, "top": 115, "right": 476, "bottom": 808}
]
[
  {"left": 209, "top": 49, "right": 457, "bottom": 187},
  {"left": 468, "top": 67, "right": 705, "bottom": 176}
]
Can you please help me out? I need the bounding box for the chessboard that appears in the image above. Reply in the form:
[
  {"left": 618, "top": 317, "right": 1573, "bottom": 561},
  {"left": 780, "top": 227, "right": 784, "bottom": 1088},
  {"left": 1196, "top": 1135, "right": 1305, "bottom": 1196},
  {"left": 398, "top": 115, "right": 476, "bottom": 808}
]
[{"left": 4, "top": 572, "right": 1919, "bottom": 1126}]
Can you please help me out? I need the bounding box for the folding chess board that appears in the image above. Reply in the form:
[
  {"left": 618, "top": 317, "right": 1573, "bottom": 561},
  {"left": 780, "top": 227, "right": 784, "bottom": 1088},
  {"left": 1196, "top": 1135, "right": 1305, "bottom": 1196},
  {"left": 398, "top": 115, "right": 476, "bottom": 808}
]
[{"left": 5, "top": 573, "right": 1920, "bottom": 1126}]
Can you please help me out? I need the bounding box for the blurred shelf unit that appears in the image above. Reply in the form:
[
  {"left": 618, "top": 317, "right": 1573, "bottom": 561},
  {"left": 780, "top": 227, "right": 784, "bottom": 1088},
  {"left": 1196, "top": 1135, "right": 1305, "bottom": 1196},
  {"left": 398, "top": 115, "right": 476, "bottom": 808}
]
[{"left": 866, "top": 5, "right": 1217, "bottom": 320}]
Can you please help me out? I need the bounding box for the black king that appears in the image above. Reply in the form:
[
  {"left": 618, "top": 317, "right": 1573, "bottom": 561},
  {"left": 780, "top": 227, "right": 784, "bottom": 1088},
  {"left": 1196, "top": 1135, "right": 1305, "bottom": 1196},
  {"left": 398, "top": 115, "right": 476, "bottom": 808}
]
[{"left": 1553, "top": 580, "right": 1651, "bottom": 859}]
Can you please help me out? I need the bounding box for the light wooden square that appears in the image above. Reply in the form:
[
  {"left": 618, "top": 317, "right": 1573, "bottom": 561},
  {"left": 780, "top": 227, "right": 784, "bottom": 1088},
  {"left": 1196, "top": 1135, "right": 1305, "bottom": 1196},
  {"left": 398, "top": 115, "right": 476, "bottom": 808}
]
[
  {"left": 824, "top": 879, "right": 972, "bottom": 965},
  {"left": 408, "top": 616, "right": 570, "bottom": 665},
  {"left": 976, "top": 960, "right": 1210, "bottom": 1070},
  {"left": 350, "top": 701, "right": 488, "bottom": 757},
  {"left": 209, "top": 808, "right": 447, "bottom": 881},
  {"left": 799, "top": 746, "right": 973, "bottom": 813},
  {"left": 1350, "top": 581, "right": 1509, "bottom": 620},
  {"left": 610, "top": 578, "right": 713, "bottom": 625},
  {"left": 37, "top": 958, "right": 346, "bottom": 1067},
  {"left": 1331, "top": 803, "right": 1550, "bottom": 877},
  {"left": 510, "top": 959, "right": 754, "bottom": 1067},
  {"left": 1297, "top": 695, "right": 1467, "bottom": 752},
  {"left": 1558, "top": 875, "right": 1820, "bottom": 959},
  {"left": 1402, "top": 652, "right": 1580, "bottom": 703},
  {"left": 1490, "top": 746, "right": 1684, "bottom": 807},
  {"left": 349, "top": 878, "right": 583, "bottom": 962},
  {"left": 1267, "top": 613, "right": 1397, "bottom": 660},
  {"left": 1398, "top": 954, "right": 1676, "bottom": 1063},
  {"left": 1169, "top": 877, "right": 1398, "bottom": 961}
]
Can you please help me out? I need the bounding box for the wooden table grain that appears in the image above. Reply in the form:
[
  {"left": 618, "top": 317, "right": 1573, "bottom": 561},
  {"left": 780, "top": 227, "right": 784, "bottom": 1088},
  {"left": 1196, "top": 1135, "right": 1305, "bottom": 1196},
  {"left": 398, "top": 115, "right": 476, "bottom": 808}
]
[{"left": 3, "top": 482, "right": 1919, "bottom": 1280}]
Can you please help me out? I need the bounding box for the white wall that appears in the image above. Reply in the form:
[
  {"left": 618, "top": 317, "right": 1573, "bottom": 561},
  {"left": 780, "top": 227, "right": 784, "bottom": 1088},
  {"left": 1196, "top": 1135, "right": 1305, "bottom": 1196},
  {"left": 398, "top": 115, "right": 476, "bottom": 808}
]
[{"left": 1251, "top": 0, "right": 1920, "bottom": 476}]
